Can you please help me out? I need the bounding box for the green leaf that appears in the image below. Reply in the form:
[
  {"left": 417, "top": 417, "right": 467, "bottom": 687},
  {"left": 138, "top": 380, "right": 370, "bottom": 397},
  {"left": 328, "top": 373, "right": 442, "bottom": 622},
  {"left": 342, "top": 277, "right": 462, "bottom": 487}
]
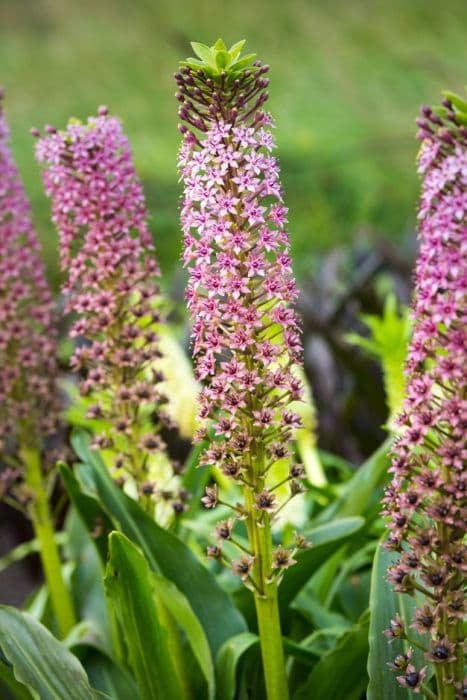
[
  {"left": 190, "top": 42, "right": 217, "bottom": 68},
  {"left": 283, "top": 638, "right": 321, "bottom": 666},
  {"left": 66, "top": 511, "right": 112, "bottom": 652},
  {"left": 228, "top": 40, "right": 246, "bottom": 62},
  {"left": 180, "top": 58, "right": 204, "bottom": 70},
  {"left": 0, "top": 533, "right": 65, "bottom": 574},
  {"left": 213, "top": 38, "right": 227, "bottom": 51},
  {"left": 347, "top": 295, "right": 410, "bottom": 425},
  {"left": 228, "top": 54, "right": 257, "bottom": 72},
  {"left": 324, "top": 541, "right": 376, "bottom": 609},
  {"left": 70, "top": 430, "right": 246, "bottom": 656},
  {"left": 105, "top": 532, "right": 184, "bottom": 700},
  {"left": 442, "top": 89, "right": 467, "bottom": 113},
  {"left": 215, "top": 632, "right": 258, "bottom": 700},
  {"left": 367, "top": 542, "right": 423, "bottom": 700},
  {"left": 73, "top": 645, "right": 141, "bottom": 700},
  {"left": 151, "top": 574, "right": 215, "bottom": 700},
  {"left": 293, "top": 611, "right": 370, "bottom": 700},
  {"left": 0, "top": 660, "right": 33, "bottom": 700},
  {"left": 182, "top": 440, "right": 211, "bottom": 516},
  {"left": 0, "top": 606, "right": 106, "bottom": 700},
  {"left": 306, "top": 547, "right": 346, "bottom": 606},
  {"left": 279, "top": 517, "right": 365, "bottom": 610},
  {"left": 292, "top": 588, "right": 351, "bottom": 633},
  {"left": 315, "top": 438, "right": 392, "bottom": 524},
  {"left": 296, "top": 628, "right": 348, "bottom": 659},
  {"left": 60, "top": 464, "right": 112, "bottom": 561},
  {"left": 215, "top": 50, "right": 230, "bottom": 71}
]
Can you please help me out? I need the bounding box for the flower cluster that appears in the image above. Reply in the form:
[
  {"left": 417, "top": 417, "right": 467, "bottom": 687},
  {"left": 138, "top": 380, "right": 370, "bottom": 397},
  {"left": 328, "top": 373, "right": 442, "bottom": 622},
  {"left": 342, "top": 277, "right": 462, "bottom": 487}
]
[
  {"left": 35, "top": 109, "right": 181, "bottom": 510},
  {"left": 176, "top": 46, "right": 306, "bottom": 586},
  {"left": 0, "top": 89, "right": 60, "bottom": 486},
  {"left": 383, "top": 95, "right": 466, "bottom": 695}
]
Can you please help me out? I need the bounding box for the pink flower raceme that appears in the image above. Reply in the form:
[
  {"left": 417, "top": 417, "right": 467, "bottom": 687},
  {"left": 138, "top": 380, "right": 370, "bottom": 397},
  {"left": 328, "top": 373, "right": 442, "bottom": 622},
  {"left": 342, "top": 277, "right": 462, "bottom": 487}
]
[
  {"left": 383, "top": 94, "right": 466, "bottom": 696},
  {"left": 176, "top": 43, "right": 306, "bottom": 582},
  {"left": 0, "top": 89, "right": 60, "bottom": 473},
  {"left": 35, "top": 109, "right": 178, "bottom": 506}
]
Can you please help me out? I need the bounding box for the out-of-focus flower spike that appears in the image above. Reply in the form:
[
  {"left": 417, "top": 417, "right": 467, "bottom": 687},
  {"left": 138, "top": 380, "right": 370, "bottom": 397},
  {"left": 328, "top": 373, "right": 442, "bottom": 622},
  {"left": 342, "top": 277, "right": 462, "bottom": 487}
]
[
  {"left": 35, "top": 109, "right": 182, "bottom": 517},
  {"left": 0, "top": 89, "right": 60, "bottom": 460}
]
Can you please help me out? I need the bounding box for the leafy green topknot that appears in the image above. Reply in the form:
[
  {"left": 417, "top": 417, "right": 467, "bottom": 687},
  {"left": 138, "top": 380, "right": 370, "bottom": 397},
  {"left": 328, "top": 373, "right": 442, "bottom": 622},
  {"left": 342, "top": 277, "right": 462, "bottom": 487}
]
[{"left": 181, "top": 38, "right": 258, "bottom": 78}]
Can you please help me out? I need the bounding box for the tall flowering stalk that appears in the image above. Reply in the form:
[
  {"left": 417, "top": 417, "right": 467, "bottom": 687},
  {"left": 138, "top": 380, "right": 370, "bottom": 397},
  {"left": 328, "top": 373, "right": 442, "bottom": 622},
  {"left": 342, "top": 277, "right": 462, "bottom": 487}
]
[
  {"left": 383, "top": 93, "right": 466, "bottom": 699},
  {"left": 176, "top": 40, "right": 307, "bottom": 700},
  {"left": 0, "top": 89, "right": 75, "bottom": 636},
  {"left": 35, "top": 109, "right": 183, "bottom": 517}
]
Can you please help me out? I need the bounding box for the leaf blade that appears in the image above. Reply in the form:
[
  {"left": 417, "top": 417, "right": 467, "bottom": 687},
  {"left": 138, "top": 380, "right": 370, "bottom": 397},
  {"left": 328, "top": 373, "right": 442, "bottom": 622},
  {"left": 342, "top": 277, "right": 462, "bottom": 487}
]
[
  {"left": 293, "top": 611, "right": 370, "bottom": 700},
  {"left": 215, "top": 632, "right": 258, "bottom": 700},
  {"left": 151, "top": 573, "right": 215, "bottom": 700},
  {"left": 71, "top": 430, "right": 246, "bottom": 655},
  {"left": 367, "top": 542, "right": 422, "bottom": 700},
  {"left": 105, "top": 532, "right": 184, "bottom": 700},
  {"left": 0, "top": 606, "right": 106, "bottom": 700}
]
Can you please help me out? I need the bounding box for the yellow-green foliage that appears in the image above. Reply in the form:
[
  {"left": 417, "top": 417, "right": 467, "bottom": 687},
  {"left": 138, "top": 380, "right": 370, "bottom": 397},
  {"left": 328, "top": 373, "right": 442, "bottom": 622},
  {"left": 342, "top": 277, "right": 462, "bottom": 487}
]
[{"left": 347, "top": 295, "right": 411, "bottom": 428}]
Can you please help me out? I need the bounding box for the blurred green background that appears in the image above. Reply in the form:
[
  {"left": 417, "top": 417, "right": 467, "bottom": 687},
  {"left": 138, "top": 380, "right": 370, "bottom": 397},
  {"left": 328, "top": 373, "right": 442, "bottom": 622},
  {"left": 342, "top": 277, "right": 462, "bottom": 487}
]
[{"left": 1, "top": 0, "right": 465, "bottom": 288}]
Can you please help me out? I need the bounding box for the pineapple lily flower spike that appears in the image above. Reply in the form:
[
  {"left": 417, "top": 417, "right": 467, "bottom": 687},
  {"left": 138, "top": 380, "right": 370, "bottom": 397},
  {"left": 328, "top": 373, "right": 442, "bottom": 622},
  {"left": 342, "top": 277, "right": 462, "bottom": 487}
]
[
  {"left": 0, "top": 88, "right": 76, "bottom": 637},
  {"left": 176, "top": 39, "right": 308, "bottom": 700},
  {"left": 35, "top": 108, "right": 186, "bottom": 519},
  {"left": 382, "top": 91, "right": 467, "bottom": 699}
]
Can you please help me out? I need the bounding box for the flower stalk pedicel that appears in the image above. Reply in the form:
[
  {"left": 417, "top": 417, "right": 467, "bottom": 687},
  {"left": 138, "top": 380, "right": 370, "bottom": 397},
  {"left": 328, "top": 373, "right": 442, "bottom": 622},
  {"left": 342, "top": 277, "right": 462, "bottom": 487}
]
[
  {"left": 176, "top": 40, "right": 306, "bottom": 700},
  {"left": 35, "top": 109, "right": 183, "bottom": 517},
  {"left": 383, "top": 93, "right": 466, "bottom": 699},
  {"left": 0, "top": 90, "right": 75, "bottom": 636}
]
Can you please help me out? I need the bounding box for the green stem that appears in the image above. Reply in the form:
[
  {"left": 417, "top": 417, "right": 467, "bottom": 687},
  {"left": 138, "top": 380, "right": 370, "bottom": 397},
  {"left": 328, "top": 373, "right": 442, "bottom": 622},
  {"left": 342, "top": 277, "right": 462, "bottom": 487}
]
[
  {"left": 245, "top": 485, "right": 289, "bottom": 700},
  {"left": 454, "top": 620, "right": 464, "bottom": 690},
  {"left": 253, "top": 522, "right": 290, "bottom": 700},
  {"left": 20, "top": 445, "right": 76, "bottom": 638},
  {"left": 436, "top": 679, "right": 455, "bottom": 700}
]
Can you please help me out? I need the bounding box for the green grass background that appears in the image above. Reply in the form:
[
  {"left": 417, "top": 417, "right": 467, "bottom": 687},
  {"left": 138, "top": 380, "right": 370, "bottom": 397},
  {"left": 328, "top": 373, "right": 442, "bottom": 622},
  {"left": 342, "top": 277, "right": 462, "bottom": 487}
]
[{"left": 1, "top": 0, "right": 465, "bottom": 287}]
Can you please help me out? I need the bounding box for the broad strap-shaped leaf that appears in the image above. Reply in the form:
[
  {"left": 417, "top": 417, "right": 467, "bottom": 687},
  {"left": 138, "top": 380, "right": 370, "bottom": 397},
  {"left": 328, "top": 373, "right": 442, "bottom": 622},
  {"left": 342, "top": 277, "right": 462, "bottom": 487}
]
[
  {"left": 215, "top": 632, "right": 258, "bottom": 700},
  {"left": 65, "top": 511, "right": 113, "bottom": 654},
  {"left": 315, "top": 439, "right": 392, "bottom": 523},
  {"left": 181, "top": 440, "right": 211, "bottom": 517},
  {"left": 105, "top": 532, "right": 184, "bottom": 700},
  {"left": 0, "top": 659, "right": 33, "bottom": 700},
  {"left": 279, "top": 517, "right": 364, "bottom": 610},
  {"left": 293, "top": 610, "right": 370, "bottom": 700},
  {"left": 367, "top": 542, "right": 423, "bottom": 700},
  {"left": 70, "top": 430, "right": 246, "bottom": 655},
  {"left": 151, "top": 573, "right": 215, "bottom": 700},
  {"left": 190, "top": 42, "right": 217, "bottom": 68},
  {"left": 292, "top": 587, "right": 352, "bottom": 633},
  {"left": 72, "top": 644, "right": 141, "bottom": 700},
  {"left": 61, "top": 463, "right": 112, "bottom": 561},
  {"left": 0, "top": 606, "right": 106, "bottom": 700},
  {"left": 0, "top": 533, "right": 65, "bottom": 574}
]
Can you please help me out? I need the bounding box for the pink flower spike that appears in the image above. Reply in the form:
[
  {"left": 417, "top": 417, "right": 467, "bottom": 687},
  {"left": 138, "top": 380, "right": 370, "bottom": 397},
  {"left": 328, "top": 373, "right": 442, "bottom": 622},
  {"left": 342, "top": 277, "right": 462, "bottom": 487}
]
[{"left": 0, "top": 91, "right": 60, "bottom": 453}]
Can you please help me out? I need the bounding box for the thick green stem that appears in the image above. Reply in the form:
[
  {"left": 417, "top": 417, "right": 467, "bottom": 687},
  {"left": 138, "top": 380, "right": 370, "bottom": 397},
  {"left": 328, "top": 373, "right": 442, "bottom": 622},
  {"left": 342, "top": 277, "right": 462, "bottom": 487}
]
[
  {"left": 436, "top": 680, "right": 455, "bottom": 700},
  {"left": 434, "top": 524, "right": 462, "bottom": 700},
  {"left": 21, "top": 445, "right": 76, "bottom": 637},
  {"left": 253, "top": 520, "right": 290, "bottom": 700},
  {"left": 245, "top": 481, "right": 289, "bottom": 700}
]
